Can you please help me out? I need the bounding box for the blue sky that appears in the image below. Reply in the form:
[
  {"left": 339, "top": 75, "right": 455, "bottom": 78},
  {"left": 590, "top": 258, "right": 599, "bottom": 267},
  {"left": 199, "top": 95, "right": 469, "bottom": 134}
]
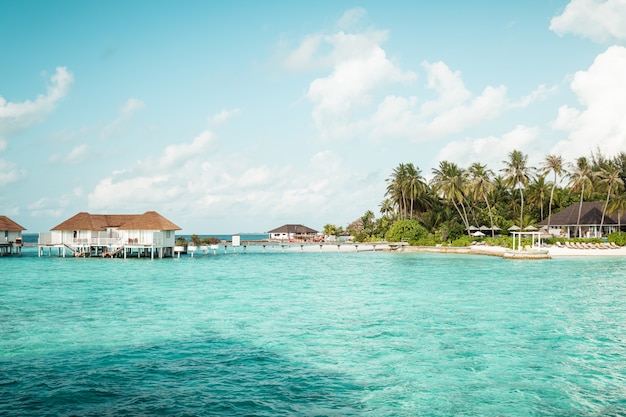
[{"left": 2, "top": 0, "right": 626, "bottom": 234}]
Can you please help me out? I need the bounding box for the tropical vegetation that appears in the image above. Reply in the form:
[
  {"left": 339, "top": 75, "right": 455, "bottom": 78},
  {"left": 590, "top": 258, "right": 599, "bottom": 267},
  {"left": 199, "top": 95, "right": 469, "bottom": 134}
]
[{"left": 329, "top": 149, "right": 626, "bottom": 245}]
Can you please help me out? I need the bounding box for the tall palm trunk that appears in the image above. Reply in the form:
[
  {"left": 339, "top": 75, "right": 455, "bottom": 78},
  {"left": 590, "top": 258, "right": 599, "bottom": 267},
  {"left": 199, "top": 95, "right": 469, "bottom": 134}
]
[
  {"left": 576, "top": 185, "right": 585, "bottom": 238},
  {"left": 600, "top": 185, "right": 612, "bottom": 235},
  {"left": 452, "top": 200, "right": 470, "bottom": 235},
  {"left": 483, "top": 192, "right": 495, "bottom": 238},
  {"left": 519, "top": 188, "right": 524, "bottom": 230},
  {"left": 547, "top": 180, "right": 556, "bottom": 233}
]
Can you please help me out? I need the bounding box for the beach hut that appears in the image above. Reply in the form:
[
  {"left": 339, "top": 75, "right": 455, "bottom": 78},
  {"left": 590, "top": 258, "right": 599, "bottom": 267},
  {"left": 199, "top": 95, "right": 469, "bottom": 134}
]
[
  {"left": 538, "top": 201, "right": 621, "bottom": 238},
  {"left": 0, "top": 216, "right": 26, "bottom": 256},
  {"left": 38, "top": 211, "right": 181, "bottom": 258}
]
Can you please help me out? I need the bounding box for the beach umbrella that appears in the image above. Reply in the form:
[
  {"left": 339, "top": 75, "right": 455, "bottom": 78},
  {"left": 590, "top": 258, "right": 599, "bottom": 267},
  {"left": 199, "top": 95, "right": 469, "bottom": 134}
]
[
  {"left": 467, "top": 225, "right": 479, "bottom": 231},
  {"left": 471, "top": 231, "right": 486, "bottom": 237},
  {"left": 491, "top": 226, "right": 502, "bottom": 231},
  {"left": 507, "top": 226, "right": 521, "bottom": 231},
  {"left": 524, "top": 225, "right": 538, "bottom": 231},
  {"left": 479, "top": 225, "right": 490, "bottom": 231}
]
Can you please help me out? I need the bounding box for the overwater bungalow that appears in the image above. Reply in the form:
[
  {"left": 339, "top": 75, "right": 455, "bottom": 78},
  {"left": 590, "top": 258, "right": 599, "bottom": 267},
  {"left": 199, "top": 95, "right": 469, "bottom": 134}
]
[
  {"left": 0, "top": 215, "right": 26, "bottom": 256},
  {"left": 38, "top": 211, "right": 181, "bottom": 258}
]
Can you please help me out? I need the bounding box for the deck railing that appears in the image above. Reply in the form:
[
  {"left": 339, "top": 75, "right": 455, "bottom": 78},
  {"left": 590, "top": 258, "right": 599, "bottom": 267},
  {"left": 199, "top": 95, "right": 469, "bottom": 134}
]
[{"left": 38, "top": 232, "right": 170, "bottom": 247}]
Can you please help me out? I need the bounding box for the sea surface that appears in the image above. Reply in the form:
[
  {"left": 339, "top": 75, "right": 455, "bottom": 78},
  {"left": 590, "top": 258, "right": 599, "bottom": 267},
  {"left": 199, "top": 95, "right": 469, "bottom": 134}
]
[{"left": 2, "top": 247, "right": 626, "bottom": 416}]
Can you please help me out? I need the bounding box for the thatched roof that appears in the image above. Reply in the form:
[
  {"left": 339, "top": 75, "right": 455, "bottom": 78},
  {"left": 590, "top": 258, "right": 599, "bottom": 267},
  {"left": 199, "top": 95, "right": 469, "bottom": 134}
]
[
  {"left": 0, "top": 216, "right": 26, "bottom": 231},
  {"left": 51, "top": 211, "right": 181, "bottom": 231},
  {"left": 538, "top": 202, "right": 620, "bottom": 226},
  {"left": 267, "top": 224, "right": 318, "bottom": 234}
]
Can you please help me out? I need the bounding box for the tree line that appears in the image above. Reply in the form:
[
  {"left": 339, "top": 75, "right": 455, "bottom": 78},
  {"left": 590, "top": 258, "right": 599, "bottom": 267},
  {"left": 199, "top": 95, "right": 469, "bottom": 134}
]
[{"left": 325, "top": 149, "right": 626, "bottom": 244}]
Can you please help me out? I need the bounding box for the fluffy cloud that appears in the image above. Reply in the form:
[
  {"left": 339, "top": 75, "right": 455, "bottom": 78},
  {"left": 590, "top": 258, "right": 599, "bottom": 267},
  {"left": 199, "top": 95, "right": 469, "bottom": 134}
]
[
  {"left": 551, "top": 45, "right": 626, "bottom": 159},
  {"left": 86, "top": 123, "right": 383, "bottom": 232},
  {"left": 0, "top": 67, "right": 73, "bottom": 134},
  {"left": 436, "top": 125, "right": 540, "bottom": 170},
  {"left": 305, "top": 30, "right": 417, "bottom": 139},
  {"left": 286, "top": 13, "right": 549, "bottom": 143},
  {"left": 550, "top": 0, "right": 626, "bottom": 42},
  {"left": 0, "top": 159, "right": 26, "bottom": 186},
  {"left": 100, "top": 97, "right": 145, "bottom": 139},
  {"left": 209, "top": 108, "right": 241, "bottom": 125},
  {"left": 48, "top": 144, "right": 88, "bottom": 164},
  {"left": 369, "top": 62, "right": 509, "bottom": 140}
]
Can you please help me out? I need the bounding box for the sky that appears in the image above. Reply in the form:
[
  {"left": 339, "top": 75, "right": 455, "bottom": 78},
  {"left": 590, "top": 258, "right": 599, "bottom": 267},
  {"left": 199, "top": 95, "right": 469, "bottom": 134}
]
[{"left": 2, "top": 0, "right": 626, "bottom": 234}]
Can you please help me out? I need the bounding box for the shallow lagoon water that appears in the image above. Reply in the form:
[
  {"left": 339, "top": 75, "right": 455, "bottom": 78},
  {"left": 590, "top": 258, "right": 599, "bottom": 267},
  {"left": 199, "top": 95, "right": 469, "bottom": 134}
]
[{"left": 2, "top": 248, "right": 626, "bottom": 416}]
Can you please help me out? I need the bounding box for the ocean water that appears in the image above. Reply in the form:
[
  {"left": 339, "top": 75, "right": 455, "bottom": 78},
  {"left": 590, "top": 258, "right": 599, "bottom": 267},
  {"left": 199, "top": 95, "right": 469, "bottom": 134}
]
[{"left": 2, "top": 248, "right": 626, "bottom": 416}]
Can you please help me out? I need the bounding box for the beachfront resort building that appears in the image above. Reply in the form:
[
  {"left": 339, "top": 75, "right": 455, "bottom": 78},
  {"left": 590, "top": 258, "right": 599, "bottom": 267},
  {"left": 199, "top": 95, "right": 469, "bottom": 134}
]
[
  {"left": 0, "top": 216, "right": 26, "bottom": 256},
  {"left": 268, "top": 224, "right": 319, "bottom": 241},
  {"left": 538, "top": 201, "right": 626, "bottom": 238},
  {"left": 38, "top": 211, "right": 181, "bottom": 258}
]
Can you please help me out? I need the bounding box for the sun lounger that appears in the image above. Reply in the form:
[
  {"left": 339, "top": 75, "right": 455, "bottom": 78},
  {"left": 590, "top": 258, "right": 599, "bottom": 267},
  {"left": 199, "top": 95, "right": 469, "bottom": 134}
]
[{"left": 610, "top": 242, "right": 621, "bottom": 249}]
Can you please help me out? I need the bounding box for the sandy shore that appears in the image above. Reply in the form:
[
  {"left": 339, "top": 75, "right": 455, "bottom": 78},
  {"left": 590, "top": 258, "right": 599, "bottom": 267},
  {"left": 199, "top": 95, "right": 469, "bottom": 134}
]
[{"left": 277, "top": 241, "right": 626, "bottom": 258}]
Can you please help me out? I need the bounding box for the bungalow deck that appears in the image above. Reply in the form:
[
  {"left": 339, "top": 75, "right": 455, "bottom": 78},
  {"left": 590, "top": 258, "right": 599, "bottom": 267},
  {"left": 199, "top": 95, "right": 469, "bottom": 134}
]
[{"left": 0, "top": 242, "right": 23, "bottom": 256}]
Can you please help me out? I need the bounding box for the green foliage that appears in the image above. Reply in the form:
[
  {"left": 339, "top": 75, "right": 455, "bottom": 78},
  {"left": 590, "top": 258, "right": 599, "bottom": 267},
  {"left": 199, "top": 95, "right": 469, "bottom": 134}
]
[
  {"left": 487, "top": 235, "right": 513, "bottom": 248},
  {"left": 190, "top": 234, "right": 201, "bottom": 245},
  {"left": 201, "top": 237, "right": 220, "bottom": 245},
  {"left": 608, "top": 232, "right": 626, "bottom": 246},
  {"left": 384, "top": 220, "right": 428, "bottom": 245},
  {"left": 175, "top": 236, "right": 188, "bottom": 246},
  {"left": 450, "top": 235, "right": 473, "bottom": 247},
  {"left": 413, "top": 233, "right": 438, "bottom": 246}
]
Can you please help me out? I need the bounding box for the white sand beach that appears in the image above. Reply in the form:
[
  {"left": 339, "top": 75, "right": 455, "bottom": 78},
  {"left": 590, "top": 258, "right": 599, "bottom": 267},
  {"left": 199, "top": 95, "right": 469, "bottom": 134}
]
[
  {"left": 468, "top": 244, "right": 626, "bottom": 258},
  {"left": 277, "top": 241, "right": 626, "bottom": 258}
]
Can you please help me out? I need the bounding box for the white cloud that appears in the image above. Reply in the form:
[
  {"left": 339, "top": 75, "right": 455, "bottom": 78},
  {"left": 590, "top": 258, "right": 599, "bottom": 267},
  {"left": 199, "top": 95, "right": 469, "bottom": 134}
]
[
  {"left": 337, "top": 7, "right": 367, "bottom": 29},
  {"left": 209, "top": 108, "right": 241, "bottom": 125},
  {"left": 551, "top": 45, "right": 626, "bottom": 159},
  {"left": 100, "top": 97, "right": 145, "bottom": 139},
  {"left": 27, "top": 197, "right": 63, "bottom": 218},
  {"left": 48, "top": 144, "right": 88, "bottom": 164},
  {"left": 158, "top": 129, "right": 219, "bottom": 168},
  {"left": 436, "top": 125, "right": 540, "bottom": 170},
  {"left": 286, "top": 10, "right": 551, "bottom": 144},
  {"left": 0, "top": 159, "right": 26, "bottom": 186},
  {"left": 369, "top": 62, "right": 509, "bottom": 140},
  {"left": 85, "top": 123, "right": 383, "bottom": 232},
  {"left": 121, "top": 97, "right": 145, "bottom": 118},
  {"left": 0, "top": 67, "right": 74, "bottom": 134},
  {"left": 303, "top": 30, "right": 417, "bottom": 139},
  {"left": 550, "top": 0, "right": 626, "bottom": 42}
]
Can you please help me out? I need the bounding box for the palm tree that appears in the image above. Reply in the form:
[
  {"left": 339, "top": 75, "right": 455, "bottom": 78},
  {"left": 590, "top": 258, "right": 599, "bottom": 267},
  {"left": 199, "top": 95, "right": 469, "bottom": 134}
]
[
  {"left": 468, "top": 163, "right": 496, "bottom": 237},
  {"left": 608, "top": 189, "right": 626, "bottom": 234},
  {"left": 379, "top": 198, "right": 394, "bottom": 220},
  {"left": 501, "top": 150, "right": 532, "bottom": 229},
  {"left": 526, "top": 174, "right": 551, "bottom": 221},
  {"left": 541, "top": 154, "right": 565, "bottom": 232},
  {"left": 598, "top": 163, "right": 624, "bottom": 233},
  {"left": 385, "top": 163, "right": 408, "bottom": 220},
  {"left": 568, "top": 157, "right": 594, "bottom": 238},
  {"left": 404, "top": 163, "right": 428, "bottom": 220},
  {"left": 431, "top": 161, "right": 471, "bottom": 234}
]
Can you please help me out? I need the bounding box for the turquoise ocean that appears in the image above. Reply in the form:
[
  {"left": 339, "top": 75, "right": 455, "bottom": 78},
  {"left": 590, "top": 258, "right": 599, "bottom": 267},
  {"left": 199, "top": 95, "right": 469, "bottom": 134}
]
[{"left": 2, "top": 246, "right": 626, "bottom": 416}]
